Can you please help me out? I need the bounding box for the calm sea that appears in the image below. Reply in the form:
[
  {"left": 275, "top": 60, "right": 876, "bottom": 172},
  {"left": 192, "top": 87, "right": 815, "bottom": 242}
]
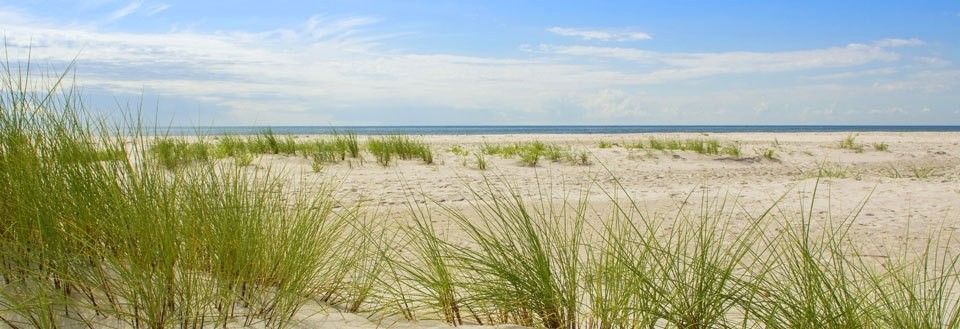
[{"left": 159, "top": 125, "right": 960, "bottom": 136}]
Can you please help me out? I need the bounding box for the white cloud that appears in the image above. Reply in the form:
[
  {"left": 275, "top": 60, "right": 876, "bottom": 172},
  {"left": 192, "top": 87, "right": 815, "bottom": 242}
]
[
  {"left": 803, "top": 68, "right": 898, "bottom": 81},
  {"left": 580, "top": 89, "right": 648, "bottom": 119},
  {"left": 873, "top": 38, "right": 924, "bottom": 47},
  {"left": 548, "top": 27, "right": 652, "bottom": 41},
  {"left": 145, "top": 4, "right": 170, "bottom": 16},
  {"left": 108, "top": 1, "right": 143, "bottom": 21}
]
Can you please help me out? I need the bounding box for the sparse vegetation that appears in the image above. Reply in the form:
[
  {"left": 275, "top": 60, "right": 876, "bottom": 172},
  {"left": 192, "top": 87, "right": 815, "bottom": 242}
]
[
  {"left": 574, "top": 151, "right": 590, "bottom": 166},
  {"left": 449, "top": 144, "right": 469, "bottom": 156},
  {"left": 757, "top": 147, "right": 778, "bottom": 160},
  {"left": 884, "top": 163, "right": 939, "bottom": 179},
  {"left": 803, "top": 161, "right": 860, "bottom": 179},
  {"left": 483, "top": 141, "right": 577, "bottom": 167},
  {"left": 873, "top": 142, "right": 889, "bottom": 152},
  {"left": 474, "top": 152, "right": 487, "bottom": 170},
  {"left": 367, "top": 135, "right": 434, "bottom": 166},
  {"left": 629, "top": 137, "right": 742, "bottom": 157},
  {"left": 721, "top": 144, "right": 742, "bottom": 157},
  {"left": 598, "top": 141, "right": 613, "bottom": 149},
  {"left": 840, "top": 134, "right": 865, "bottom": 153}
]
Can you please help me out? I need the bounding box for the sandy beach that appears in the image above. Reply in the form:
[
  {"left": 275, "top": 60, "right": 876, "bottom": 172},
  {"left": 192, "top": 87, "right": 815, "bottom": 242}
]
[{"left": 243, "top": 131, "right": 960, "bottom": 328}]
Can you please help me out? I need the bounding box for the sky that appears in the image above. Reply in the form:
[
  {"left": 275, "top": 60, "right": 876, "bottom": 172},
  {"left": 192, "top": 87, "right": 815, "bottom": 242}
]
[{"left": 1, "top": 0, "right": 958, "bottom": 125}]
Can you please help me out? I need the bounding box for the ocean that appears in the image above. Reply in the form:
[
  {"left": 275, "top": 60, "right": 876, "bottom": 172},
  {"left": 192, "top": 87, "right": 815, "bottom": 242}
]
[{"left": 158, "top": 125, "right": 960, "bottom": 136}]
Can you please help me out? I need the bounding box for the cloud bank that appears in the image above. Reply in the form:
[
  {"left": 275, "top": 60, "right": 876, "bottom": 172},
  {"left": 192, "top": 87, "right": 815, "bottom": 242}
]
[{"left": 0, "top": 8, "right": 955, "bottom": 125}]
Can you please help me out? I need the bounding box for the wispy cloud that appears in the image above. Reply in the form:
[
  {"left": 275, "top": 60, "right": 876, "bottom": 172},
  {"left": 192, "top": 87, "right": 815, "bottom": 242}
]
[
  {"left": 534, "top": 39, "right": 917, "bottom": 82},
  {"left": 144, "top": 3, "right": 170, "bottom": 16},
  {"left": 548, "top": 27, "right": 652, "bottom": 41},
  {"left": 874, "top": 38, "right": 924, "bottom": 47},
  {"left": 107, "top": 0, "right": 142, "bottom": 21}
]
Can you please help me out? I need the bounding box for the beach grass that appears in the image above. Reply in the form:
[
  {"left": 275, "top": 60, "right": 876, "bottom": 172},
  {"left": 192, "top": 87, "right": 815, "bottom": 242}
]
[
  {"left": 757, "top": 147, "right": 778, "bottom": 161},
  {"left": 475, "top": 152, "right": 488, "bottom": 170},
  {"left": 840, "top": 134, "right": 865, "bottom": 153},
  {"left": 367, "top": 135, "right": 434, "bottom": 166},
  {"left": 624, "top": 137, "right": 743, "bottom": 158},
  {"left": 873, "top": 142, "right": 890, "bottom": 152},
  {"left": 0, "top": 64, "right": 359, "bottom": 327},
  {"left": 482, "top": 141, "right": 590, "bottom": 167}
]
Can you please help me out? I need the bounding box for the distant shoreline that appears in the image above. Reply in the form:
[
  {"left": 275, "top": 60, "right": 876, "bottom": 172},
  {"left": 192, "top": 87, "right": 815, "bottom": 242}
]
[{"left": 154, "top": 125, "right": 960, "bottom": 136}]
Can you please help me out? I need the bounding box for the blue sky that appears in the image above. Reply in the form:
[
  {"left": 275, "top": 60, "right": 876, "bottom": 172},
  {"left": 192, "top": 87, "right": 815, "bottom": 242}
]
[{"left": 2, "top": 1, "right": 958, "bottom": 125}]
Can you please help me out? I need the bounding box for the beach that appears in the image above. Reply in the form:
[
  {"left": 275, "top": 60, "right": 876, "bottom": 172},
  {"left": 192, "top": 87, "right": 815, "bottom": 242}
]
[
  {"left": 273, "top": 131, "right": 959, "bottom": 239},
  {"left": 244, "top": 131, "right": 960, "bottom": 327}
]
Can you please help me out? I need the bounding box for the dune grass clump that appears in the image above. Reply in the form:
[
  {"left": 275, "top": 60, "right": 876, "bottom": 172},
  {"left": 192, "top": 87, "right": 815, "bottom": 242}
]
[
  {"left": 840, "top": 134, "right": 865, "bottom": 153},
  {"left": 0, "top": 64, "right": 360, "bottom": 327},
  {"left": 873, "top": 142, "right": 889, "bottom": 152},
  {"left": 385, "top": 201, "right": 464, "bottom": 325},
  {"left": 449, "top": 182, "right": 585, "bottom": 328},
  {"left": 638, "top": 137, "right": 738, "bottom": 156},
  {"left": 757, "top": 147, "right": 778, "bottom": 161},
  {"left": 213, "top": 135, "right": 248, "bottom": 158},
  {"left": 482, "top": 141, "right": 577, "bottom": 167},
  {"left": 334, "top": 132, "right": 361, "bottom": 159},
  {"left": 367, "top": 136, "right": 433, "bottom": 166},
  {"left": 596, "top": 191, "right": 768, "bottom": 329},
  {"left": 149, "top": 137, "right": 211, "bottom": 170},
  {"left": 721, "top": 144, "right": 742, "bottom": 157},
  {"left": 247, "top": 129, "right": 298, "bottom": 155},
  {"left": 475, "top": 153, "right": 488, "bottom": 170},
  {"left": 449, "top": 145, "right": 470, "bottom": 156}
]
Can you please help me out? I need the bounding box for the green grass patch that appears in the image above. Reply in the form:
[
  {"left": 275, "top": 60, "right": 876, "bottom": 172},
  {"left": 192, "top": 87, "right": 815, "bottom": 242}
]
[
  {"left": 367, "top": 136, "right": 434, "bottom": 166},
  {"left": 631, "top": 137, "right": 739, "bottom": 157},
  {"left": 149, "top": 138, "right": 211, "bottom": 170},
  {"left": 873, "top": 142, "right": 889, "bottom": 152},
  {"left": 482, "top": 141, "right": 587, "bottom": 167},
  {"left": 840, "top": 134, "right": 865, "bottom": 153}
]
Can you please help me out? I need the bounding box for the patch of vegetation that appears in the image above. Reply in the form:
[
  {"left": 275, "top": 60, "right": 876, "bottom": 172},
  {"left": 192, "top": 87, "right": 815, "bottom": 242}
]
[
  {"left": 802, "top": 162, "right": 860, "bottom": 179},
  {"left": 573, "top": 151, "right": 590, "bottom": 166},
  {"left": 598, "top": 141, "right": 613, "bottom": 149},
  {"left": 873, "top": 142, "right": 889, "bottom": 152},
  {"left": 0, "top": 69, "right": 358, "bottom": 328},
  {"left": 839, "top": 134, "right": 865, "bottom": 153},
  {"left": 367, "top": 136, "right": 434, "bottom": 166},
  {"left": 632, "top": 137, "right": 739, "bottom": 157},
  {"left": 883, "top": 164, "right": 939, "bottom": 179},
  {"left": 448, "top": 145, "right": 470, "bottom": 156},
  {"left": 720, "top": 144, "right": 742, "bottom": 157},
  {"left": 149, "top": 138, "right": 211, "bottom": 170},
  {"left": 482, "top": 141, "right": 585, "bottom": 167},
  {"left": 234, "top": 151, "right": 254, "bottom": 167},
  {"left": 475, "top": 153, "right": 487, "bottom": 170},
  {"left": 757, "top": 147, "right": 778, "bottom": 161}
]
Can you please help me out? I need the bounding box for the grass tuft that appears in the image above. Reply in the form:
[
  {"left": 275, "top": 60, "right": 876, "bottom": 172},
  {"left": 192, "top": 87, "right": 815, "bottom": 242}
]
[
  {"left": 367, "top": 136, "right": 434, "bottom": 166},
  {"left": 840, "top": 134, "right": 865, "bottom": 153}
]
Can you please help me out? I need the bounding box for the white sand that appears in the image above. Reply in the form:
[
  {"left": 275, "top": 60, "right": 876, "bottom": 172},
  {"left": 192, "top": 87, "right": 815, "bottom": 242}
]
[{"left": 241, "top": 131, "right": 960, "bottom": 328}]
